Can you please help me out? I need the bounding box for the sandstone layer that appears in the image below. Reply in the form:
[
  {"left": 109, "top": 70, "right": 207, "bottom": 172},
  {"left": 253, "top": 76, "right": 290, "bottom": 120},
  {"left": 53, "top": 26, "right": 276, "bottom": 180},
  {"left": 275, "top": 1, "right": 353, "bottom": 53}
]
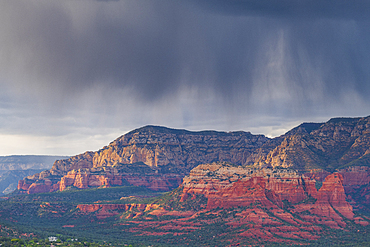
[
  {"left": 18, "top": 163, "right": 183, "bottom": 193},
  {"left": 18, "top": 126, "right": 271, "bottom": 194},
  {"left": 77, "top": 203, "right": 160, "bottom": 219},
  {"left": 71, "top": 162, "right": 370, "bottom": 245},
  {"left": 255, "top": 116, "right": 370, "bottom": 170},
  {"left": 181, "top": 163, "right": 317, "bottom": 209},
  {"left": 18, "top": 116, "right": 370, "bottom": 195},
  {"left": 178, "top": 163, "right": 363, "bottom": 229}
]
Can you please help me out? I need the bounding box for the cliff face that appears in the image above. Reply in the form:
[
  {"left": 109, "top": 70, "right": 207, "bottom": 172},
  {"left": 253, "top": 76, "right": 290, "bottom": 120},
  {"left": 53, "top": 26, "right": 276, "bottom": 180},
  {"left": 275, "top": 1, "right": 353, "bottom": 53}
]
[
  {"left": 179, "top": 163, "right": 364, "bottom": 229},
  {"left": 337, "top": 166, "right": 370, "bottom": 209},
  {"left": 18, "top": 162, "right": 184, "bottom": 193},
  {"left": 51, "top": 127, "right": 270, "bottom": 174},
  {"left": 255, "top": 116, "right": 370, "bottom": 171},
  {"left": 312, "top": 173, "right": 354, "bottom": 227},
  {"left": 181, "top": 163, "right": 316, "bottom": 209},
  {"left": 18, "top": 127, "right": 271, "bottom": 194},
  {"left": 68, "top": 162, "right": 368, "bottom": 244},
  {"left": 58, "top": 169, "right": 182, "bottom": 192},
  {"left": 18, "top": 116, "right": 370, "bottom": 195}
]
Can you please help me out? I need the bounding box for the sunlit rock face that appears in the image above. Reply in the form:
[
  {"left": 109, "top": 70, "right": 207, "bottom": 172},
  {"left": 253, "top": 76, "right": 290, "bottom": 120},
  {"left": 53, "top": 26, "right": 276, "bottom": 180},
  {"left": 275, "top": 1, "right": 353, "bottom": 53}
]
[
  {"left": 17, "top": 116, "right": 370, "bottom": 195},
  {"left": 254, "top": 116, "right": 370, "bottom": 171},
  {"left": 179, "top": 163, "right": 362, "bottom": 230},
  {"left": 18, "top": 126, "right": 271, "bottom": 194},
  {"left": 312, "top": 173, "right": 354, "bottom": 228},
  {"left": 18, "top": 164, "right": 184, "bottom": 193},
  {"left": 181, "top": 163, "right": 316, "bottom": 209},
  {"left": 49, "top": 126, "right": 270, "bottom": 174},
  {"left": 68, "top": 162, "right": 369, "bottom": 242}
]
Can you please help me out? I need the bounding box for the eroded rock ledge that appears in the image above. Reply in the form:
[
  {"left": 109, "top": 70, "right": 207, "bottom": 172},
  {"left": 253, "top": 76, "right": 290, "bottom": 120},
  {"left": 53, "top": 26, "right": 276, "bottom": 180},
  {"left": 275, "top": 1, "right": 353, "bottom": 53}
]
[
  {"left": 180, "top": 163, "right": 359, "bottom": 229},
  {"left": 17, "top": 116, "right": 370, "bottom": 195},
  {"left": 18, "top": 162, "right": 183, "bottom": 193},
  {"left": 73, "top": 162, "right": 369, "bottom": 243}
]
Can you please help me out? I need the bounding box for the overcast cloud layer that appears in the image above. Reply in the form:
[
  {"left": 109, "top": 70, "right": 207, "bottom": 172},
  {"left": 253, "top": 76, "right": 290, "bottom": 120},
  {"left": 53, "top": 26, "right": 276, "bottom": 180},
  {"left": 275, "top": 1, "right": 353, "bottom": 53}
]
[{"left": 1, "top": 0, "right": 370, "bottom": 155}]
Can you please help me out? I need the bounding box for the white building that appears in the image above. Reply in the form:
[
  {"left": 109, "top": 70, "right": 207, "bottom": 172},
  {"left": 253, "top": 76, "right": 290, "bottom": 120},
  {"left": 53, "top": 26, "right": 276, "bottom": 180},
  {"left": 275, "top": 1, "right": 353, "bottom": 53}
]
[{"left": 48, "top": 236, "right": 58, "bottom": 242}]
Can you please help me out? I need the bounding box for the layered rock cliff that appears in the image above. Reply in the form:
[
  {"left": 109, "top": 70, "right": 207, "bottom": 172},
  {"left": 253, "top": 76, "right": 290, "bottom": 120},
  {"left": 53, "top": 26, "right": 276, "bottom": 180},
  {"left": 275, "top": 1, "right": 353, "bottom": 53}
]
[
  {"left": 18, "top": 126, "right": 271, "bottom": 194},
  {"left": 255, "top": 116, "right": 370, "bottom": 171},
  {"left": 18, "top": 162, "right": 183, "bottom": 193},
  {"left": 18, "top": 116, "right": 370, "bottom": 195},
  {"left": 178, "top": 163, "right": 363, "bottom": 229},
  {"left": 71, "top": 162, "right": 369, "bottom": 244},
  {"left": 51, "top": 126, "right": 270, "bottom": 174},
  {"left": 181, "top": 163, "right": 316, "bottom": 208}
]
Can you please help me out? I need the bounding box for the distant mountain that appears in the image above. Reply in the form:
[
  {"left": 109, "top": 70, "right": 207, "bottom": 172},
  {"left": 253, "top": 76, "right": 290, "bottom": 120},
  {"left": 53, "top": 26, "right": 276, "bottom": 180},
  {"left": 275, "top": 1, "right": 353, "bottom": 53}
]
[
  {"left": 0, "top": 155, "right": 70, "bottom": 170},
  {"left": 0, "top": 155, "right": 69, "bottom": 195},
  {"left": 0, "top": 169, "right": 45, "bottom": 195}
]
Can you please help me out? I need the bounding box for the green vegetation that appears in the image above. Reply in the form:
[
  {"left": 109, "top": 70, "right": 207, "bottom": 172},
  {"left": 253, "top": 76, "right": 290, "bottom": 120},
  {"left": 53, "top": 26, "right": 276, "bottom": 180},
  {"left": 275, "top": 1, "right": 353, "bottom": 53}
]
[
  {"left": 1, "top": 183, "right": 370, "bottom": 246},
  {"left": 327, "top": 117, "right": 361, "bottom": 124},
  {"left": 8, "top": 185, "right": 161, "bottom": 204},
  {"left": 112, "top": 162, "right": 155, "bottom": 174},
  {"left": 153, "top": 186, "right": 208, "bottom": 212},
  {"left": 294, "top": 122, "right": 323, "bottom": 134},
  {"left": 315, "top": 180, "right": 323, "bottom": 190},
  {"left": 127, "top": 125, "right": 252, "bottom": 137},
  {"left": 0, "top": 236, "right": 114, "bottom": 246},
  {"left": 339, "top": 153, "right": 370, "bottom": 169},
  {"left": 0, "top": 186, "right": 164, "bottom": 245}
]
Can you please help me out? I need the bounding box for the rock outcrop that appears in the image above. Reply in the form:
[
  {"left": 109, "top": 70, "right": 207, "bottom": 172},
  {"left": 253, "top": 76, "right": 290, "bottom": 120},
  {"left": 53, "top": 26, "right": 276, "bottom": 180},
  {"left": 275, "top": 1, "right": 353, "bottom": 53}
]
[
  {"left": 18, "top": 116, "right": 370, "bottom": 195},
  {"left": 58, "top": 170, "right": 182, "bottom": 192},
  {"left": 179, "top": 163, "right": 363, "bottom": 229},
  {"left": 181, "top": 163, "right": 316, "bottom": 208},
  {"left": 18, "top": 163, "right": 183, "bottom": 193},
  {"left": 51, "top": 127, "right": 270, "bottom": 174},
  {"left": 310, "top": 173, "right": 354, "bottom": 228},
  {"left": 18, "top": 126, "right": 271, "bottom": 194},
  {"left": 68, "top": 162, "right": 367, "bottom": 245},
  {"left": 255, "top": 116, "right": 370, "bottom": 171}
]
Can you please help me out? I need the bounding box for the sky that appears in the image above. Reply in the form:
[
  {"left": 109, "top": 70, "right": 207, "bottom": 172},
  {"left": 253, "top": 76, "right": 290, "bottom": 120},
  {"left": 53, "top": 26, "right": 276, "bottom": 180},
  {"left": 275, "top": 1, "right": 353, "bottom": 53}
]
[{"left": 1, "top": 0, "right": 370, "bottom": 156}]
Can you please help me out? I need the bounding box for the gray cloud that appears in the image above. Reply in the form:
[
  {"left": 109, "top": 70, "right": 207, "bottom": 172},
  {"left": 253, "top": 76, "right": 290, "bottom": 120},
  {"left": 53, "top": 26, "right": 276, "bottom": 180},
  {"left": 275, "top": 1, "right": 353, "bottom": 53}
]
[
  {"left": 1, "top": 1, "right": 369, "bottom": 102},
  {"left": 0, "top": 0, "right": 370, "bottom": 154},
  {"left": 192, "top": 0, "right": 370, "bottom": 20}
]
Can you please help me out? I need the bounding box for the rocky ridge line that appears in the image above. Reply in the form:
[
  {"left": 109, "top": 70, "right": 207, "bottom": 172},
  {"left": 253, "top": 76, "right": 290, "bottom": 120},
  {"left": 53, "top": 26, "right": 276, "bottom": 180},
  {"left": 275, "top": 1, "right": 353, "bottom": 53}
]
[{"left": 18, "top": 116, "right": 370, "bottom": 194}]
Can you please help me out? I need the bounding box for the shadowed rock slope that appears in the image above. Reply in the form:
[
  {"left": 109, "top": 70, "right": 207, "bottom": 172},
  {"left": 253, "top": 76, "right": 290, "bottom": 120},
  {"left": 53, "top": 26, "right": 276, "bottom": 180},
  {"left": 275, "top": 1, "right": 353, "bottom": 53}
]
[{"left": 255, "top": 116, "right": 370, "bottom": 171}]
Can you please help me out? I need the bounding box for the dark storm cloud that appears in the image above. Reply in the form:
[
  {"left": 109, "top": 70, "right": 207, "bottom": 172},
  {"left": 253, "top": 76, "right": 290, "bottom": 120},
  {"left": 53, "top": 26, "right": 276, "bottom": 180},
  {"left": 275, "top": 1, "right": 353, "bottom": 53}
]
[
  {"left": 1, "top": 0, "right": 370, "bottom": 109},
  {"left": 0, "top": 0, "right": 370, "bottom": 144},
  {"left": 192, "top": 0, "right": 370, "bottom": 111},
  {"left": 0, "top": 0, "right": 368, "bottom": 109},
  {"left": 192, "top": 0, "right": 370, "bottom": 20},
  {"left": 0, "top": 1, "right": 182, "bottom": 102}
]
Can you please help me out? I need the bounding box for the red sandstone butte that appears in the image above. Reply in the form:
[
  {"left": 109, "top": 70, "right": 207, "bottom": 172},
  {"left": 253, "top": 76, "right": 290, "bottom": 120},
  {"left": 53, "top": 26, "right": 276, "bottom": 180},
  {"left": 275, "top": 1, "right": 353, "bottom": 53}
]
[
  {"left": 313, "top": 173, "right": 354, "bottom": 220},
  {"left": 179, "top": 163, "right": 366, "bottom": 230},
  {"left": 206, "top": 178, "right": 274, "bottom": 210},
  {"left": 18, "top": 169, "right": 183, "bottom": 194},
  {"left": 181, "top": 163, "right": 317, "bottom": 210}
]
